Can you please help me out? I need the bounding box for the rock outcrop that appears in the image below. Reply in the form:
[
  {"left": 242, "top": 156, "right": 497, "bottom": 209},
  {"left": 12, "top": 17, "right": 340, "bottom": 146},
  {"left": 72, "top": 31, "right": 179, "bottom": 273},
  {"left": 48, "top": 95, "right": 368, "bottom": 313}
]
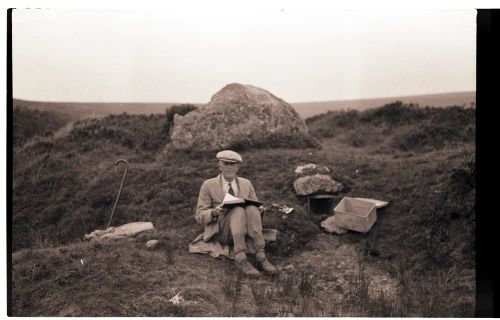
[
  {"left": 168, "top": 83, "right": 312, "bottom": 151},
  {"left": 293, "top": 174, "right": 344, "bottom": 196},
  {"left": 293, "top": 163, "right": 344, "bottom": 196}
]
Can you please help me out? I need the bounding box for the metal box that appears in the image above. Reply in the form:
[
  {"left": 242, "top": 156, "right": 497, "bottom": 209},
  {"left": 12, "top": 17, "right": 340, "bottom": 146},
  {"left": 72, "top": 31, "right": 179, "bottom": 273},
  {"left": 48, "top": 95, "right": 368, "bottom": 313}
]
[{"left": 333, "top": 197, "right": 377, "bottom": 233}]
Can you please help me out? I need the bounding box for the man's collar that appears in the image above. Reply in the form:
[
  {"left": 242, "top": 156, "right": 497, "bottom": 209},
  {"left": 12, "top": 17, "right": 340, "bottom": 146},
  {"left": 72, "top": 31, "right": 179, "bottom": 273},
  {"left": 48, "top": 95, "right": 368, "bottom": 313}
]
[
  {"left": 221, "top": 175, "right": 237, "bottom": 184},
  {"left": 219, "top": 174, "right": 238, "bottom": 185}
]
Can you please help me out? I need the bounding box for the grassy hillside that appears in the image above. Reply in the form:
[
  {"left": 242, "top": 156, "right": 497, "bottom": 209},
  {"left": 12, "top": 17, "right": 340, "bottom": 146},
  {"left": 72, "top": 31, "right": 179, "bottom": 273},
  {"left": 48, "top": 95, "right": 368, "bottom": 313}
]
[
  {"left": 13, "top": 106, "right": 75, "bottom": 146},
  {"left": 294, "top": 91, "right": 475, "bottom": 118},
  {"left": 12, "top": 112, "right": 320, "bottom": 251},
  {"left": 11, "top": 102, "right": 475, "bottom": 316},
  {"left": 306, "top": 101, "right": 475, "bottom": 152}
]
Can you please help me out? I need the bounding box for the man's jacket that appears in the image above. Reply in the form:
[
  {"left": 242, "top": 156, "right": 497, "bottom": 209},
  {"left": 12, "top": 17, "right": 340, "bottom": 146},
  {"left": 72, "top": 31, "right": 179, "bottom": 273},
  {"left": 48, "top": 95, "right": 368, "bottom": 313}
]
[{"left": 195, "top": 174, "right": 258, "bottom": 242}]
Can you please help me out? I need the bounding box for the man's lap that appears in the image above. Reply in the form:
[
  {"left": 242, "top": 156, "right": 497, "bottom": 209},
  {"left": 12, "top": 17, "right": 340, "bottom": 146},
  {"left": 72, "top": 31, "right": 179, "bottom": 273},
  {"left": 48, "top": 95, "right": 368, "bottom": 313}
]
[{"left": 215, "top": 205, "right": 262, "bottom": 244}]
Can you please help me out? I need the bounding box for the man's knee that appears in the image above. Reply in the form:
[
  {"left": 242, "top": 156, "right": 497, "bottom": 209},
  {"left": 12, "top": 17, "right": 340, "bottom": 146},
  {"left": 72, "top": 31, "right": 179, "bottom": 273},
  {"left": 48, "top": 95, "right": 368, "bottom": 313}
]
[
  {"left": 229, "top": 206, "right": 246, "bottom": 220},
  {"left": 246, "top": 205, "right": 262, "bottom": 225},
  {"left": 228, "top": 206, "right": 247, "bottom": 234},
  {"left": 245, "top": 206, "right": 263, "bottom": 237},
  {"left": 246, "top": 205, "right": 260, "bottom": 217}
]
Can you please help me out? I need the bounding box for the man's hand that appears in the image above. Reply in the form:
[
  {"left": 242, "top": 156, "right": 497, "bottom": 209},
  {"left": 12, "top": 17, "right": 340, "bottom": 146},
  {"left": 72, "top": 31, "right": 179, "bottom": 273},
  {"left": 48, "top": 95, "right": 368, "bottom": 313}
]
[{"left": 213, "top": 204, "right": 228, "bottom": 217}]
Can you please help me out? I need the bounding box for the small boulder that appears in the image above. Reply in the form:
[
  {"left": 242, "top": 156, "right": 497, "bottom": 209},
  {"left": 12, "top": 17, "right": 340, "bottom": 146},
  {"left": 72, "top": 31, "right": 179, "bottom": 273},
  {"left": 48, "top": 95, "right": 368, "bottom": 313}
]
[
  {"left": 293, "top": 174, "right": 343, "bottom": 196},
  {"left": 168, "top": 293, "right": 186, "bottom": 306},
  {"left": 283, "top": 264, "right": 296, "bottom": 272},
  {"left": 294, "top": 163, "right": 331, "bottom": 177},
  {"left": 321, "top": 216, "right": 348, "bottom": 235},
  {"left": 146, "top": 239, "right": 159, "bottom": 249},
  {"left": 263, "top": 229, "right": 278, "bottom": 242}
]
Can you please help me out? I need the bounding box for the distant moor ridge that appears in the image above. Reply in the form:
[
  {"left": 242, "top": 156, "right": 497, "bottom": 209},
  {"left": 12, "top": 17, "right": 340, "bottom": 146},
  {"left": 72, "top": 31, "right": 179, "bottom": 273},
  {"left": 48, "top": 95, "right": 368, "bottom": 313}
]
[{"left": 13, "top": 90, "right": 475, "bottom": 119}]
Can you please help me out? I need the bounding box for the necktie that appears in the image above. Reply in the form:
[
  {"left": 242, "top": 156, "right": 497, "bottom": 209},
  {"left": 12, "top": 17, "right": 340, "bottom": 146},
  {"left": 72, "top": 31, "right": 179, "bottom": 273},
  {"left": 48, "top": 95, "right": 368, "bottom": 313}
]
[{"left": 228, "top": 183, "right": 235, "bottom": 196}]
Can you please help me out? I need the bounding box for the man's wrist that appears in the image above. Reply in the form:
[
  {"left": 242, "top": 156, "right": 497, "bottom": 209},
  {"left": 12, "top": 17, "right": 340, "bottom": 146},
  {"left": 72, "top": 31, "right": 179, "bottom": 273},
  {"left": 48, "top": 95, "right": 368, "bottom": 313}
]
[{"left": 210, "top": 209, "right": 218, "bottom": 223}]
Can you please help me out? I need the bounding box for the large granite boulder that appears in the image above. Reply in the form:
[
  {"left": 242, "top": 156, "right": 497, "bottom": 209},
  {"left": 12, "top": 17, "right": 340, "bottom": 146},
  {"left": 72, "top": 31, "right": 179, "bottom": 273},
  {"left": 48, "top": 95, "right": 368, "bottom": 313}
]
[{"left": 168, "top": 83, "right": 312, "bottom": 151}]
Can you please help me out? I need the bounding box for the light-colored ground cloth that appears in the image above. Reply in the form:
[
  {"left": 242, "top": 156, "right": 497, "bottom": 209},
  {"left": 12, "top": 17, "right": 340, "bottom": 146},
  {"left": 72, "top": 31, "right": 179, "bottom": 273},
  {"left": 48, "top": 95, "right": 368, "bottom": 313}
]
[
  {"left": 84, "top": 222, "right": 155, "bottom": 241},
  {"left": 189, "top": 228, "right": 278, "bottom": 259}
]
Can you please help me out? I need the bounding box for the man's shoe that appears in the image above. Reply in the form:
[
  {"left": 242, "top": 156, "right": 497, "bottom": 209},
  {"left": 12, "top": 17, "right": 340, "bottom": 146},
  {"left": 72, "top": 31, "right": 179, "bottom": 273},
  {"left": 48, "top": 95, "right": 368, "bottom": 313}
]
[
  {"left": 257, "top": 258, "right": 278, "bottom": 274},
  {"left": 236, "top": 259, "right": 260, "bottom": 278}
]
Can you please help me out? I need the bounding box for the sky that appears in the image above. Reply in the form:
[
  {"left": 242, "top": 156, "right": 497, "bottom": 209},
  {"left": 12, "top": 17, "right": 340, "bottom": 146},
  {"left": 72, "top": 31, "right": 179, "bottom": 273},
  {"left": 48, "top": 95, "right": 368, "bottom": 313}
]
[{"left": 12, "top": 5, "right": 476, "bottom": 103}]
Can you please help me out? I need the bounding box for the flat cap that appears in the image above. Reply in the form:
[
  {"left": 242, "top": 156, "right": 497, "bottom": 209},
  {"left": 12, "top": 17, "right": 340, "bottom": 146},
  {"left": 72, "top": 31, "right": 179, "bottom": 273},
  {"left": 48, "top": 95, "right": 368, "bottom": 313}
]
[{"left": 216, "top": 150, "right": 243, "bottom": 163}]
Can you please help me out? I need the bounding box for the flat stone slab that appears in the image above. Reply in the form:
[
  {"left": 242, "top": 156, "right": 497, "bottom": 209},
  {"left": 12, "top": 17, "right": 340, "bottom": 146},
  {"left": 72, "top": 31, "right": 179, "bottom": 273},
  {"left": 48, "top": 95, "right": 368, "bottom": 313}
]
[
  {"left": 294, "top": 163, "right": 331, "bottom": 176},
  {"left": 84, "top": 222, "right": 155, "bottom": 241}
]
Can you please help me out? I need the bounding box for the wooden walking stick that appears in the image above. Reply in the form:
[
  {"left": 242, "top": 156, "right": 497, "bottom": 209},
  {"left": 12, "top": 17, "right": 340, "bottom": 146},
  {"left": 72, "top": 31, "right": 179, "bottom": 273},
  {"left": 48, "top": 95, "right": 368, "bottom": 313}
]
[{"left": 106, "top": 159, "right": 129, "bottom": 229}]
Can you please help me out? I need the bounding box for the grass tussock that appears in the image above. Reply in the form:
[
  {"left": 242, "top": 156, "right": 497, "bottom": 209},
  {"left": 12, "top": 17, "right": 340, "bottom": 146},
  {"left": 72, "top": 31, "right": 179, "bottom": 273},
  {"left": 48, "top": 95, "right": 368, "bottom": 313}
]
[{"left": 339, "top": 259, "right": 473, "bottom": 317}]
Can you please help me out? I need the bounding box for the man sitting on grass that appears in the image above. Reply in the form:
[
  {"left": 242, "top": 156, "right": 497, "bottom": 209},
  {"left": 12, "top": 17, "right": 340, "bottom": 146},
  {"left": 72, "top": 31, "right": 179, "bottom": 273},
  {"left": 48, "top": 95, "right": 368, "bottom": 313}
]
[{"left": 195, "top": 150, "right": 277, "bottom": 277}]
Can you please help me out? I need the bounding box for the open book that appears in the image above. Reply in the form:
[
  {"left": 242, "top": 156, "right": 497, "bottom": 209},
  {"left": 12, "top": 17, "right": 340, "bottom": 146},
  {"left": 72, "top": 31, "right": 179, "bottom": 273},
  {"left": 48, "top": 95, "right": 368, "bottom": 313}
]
[{"left": 222, "top": 193, "right": 263, "bottom": 209}]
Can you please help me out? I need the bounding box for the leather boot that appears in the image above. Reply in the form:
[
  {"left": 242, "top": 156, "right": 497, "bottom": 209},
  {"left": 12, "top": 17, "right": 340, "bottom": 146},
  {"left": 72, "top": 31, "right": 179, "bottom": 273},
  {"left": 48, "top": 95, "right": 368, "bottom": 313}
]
[
  {"left": 235, "top": 259, "right": 260, "bottom": 278},
  {"left": 256, "top": 256, "right": 278, "bottom": 274}
]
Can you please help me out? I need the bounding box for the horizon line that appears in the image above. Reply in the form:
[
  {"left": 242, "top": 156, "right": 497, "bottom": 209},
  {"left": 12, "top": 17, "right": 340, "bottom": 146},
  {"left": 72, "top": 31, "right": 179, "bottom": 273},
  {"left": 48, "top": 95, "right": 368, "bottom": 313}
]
[{"left": 12, "top": 89, "right": 476, "bottom": 105}]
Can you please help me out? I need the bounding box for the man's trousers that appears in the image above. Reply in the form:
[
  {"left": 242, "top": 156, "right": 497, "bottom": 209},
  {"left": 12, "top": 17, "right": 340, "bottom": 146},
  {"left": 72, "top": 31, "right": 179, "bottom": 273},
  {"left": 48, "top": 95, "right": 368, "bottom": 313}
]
[{"left": 213, "top": 205, "right": 265, "bottom": 262}]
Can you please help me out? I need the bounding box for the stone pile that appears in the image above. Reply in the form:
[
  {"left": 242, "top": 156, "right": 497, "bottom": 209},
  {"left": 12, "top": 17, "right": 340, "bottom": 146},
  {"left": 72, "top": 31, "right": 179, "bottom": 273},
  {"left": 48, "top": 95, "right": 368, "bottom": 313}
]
[{"left": 293, "top": 163, "right": 343, "bottom": 196}]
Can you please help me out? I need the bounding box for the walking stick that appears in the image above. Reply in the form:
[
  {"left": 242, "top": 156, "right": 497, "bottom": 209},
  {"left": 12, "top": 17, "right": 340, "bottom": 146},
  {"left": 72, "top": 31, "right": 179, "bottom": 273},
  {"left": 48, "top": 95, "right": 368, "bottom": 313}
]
[{"left": 106, "top": 159, "right": 129, "bottom": 229}]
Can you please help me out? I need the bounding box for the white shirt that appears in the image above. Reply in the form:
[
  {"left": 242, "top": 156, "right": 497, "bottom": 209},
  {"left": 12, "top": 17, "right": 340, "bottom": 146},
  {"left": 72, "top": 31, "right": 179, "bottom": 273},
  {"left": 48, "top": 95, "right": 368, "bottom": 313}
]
[{"left": 221, "top": 175, "right": 239, "bottom": 196}]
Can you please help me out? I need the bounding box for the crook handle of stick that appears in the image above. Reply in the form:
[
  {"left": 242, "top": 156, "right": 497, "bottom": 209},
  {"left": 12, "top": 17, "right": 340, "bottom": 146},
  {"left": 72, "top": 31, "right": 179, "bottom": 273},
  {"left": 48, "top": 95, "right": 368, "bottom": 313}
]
[{"left": 107, "top": 159, "right": 129, "bottom": 229}]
